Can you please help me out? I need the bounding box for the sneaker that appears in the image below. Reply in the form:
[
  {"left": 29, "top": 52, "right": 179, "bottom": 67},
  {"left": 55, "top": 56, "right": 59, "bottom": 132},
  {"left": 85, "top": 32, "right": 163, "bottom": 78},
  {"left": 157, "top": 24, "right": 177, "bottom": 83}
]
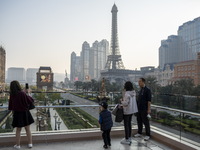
[
  {"left": 134, "top": 133, "right": 142, "bottom": 137},
  {"left": 120, "top": 138, "right": 131, "bottom": 145},
  {"left": 144, "top": 136, "right": 150, "bottom": 141},
  {"left": 128, "top": 137, "right": 132, "bottom": 143},
  {"left": 14, "top": 145, "right": 21, "bottom": 149},
  {"left": 28, "top": 144, "right": 33, "bottom": 148},
  {"left": 103, "top": 145, "right": 108, "bottom": 149}
]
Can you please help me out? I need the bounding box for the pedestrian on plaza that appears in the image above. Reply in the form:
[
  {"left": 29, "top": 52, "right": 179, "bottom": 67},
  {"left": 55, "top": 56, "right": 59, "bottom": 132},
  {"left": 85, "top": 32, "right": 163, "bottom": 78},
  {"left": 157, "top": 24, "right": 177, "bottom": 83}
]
[
  {"left": 8, "top": 80, "right": 35, "bottom": 149},
  {"left": 134, "top": 78, "right": 152, "bottom": 141},
  {"left": 99, "top": 101, "right": 113, "bottom": 149},
  {"left": 120, "top": 81, "right": 138, "bottom": 145}
]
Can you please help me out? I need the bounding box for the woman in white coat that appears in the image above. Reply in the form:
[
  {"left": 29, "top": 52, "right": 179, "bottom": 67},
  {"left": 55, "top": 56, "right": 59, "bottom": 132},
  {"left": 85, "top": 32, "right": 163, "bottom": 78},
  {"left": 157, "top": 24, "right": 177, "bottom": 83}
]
[{"left": 120, "top": 81, "right": 138, "bottom": 145}]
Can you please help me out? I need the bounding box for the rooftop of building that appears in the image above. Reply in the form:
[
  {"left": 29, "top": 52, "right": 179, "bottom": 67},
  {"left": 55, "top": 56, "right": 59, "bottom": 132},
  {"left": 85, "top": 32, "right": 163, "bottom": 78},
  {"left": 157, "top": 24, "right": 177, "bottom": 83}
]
[{"left": 178, "top": 16, "right": 200, "bottom": 30}]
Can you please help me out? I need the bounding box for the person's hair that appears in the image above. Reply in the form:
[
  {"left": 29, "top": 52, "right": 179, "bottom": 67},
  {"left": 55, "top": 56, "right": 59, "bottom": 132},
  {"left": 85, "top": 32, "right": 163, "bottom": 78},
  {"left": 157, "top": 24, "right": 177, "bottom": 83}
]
[
  {"left": 140, "top": 78, "right": 146, "bottom": 83},
  {"left": 10, "top": 80, "right": 22, "bottom": 95},
  {"left": 124, "top": 81, "right": 134, "bottom": 91}
]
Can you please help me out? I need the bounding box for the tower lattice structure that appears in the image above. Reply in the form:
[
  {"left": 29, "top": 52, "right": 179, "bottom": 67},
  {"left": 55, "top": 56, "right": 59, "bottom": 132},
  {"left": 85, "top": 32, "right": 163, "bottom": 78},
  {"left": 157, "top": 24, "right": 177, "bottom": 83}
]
[{"left": 105, "top": 4, "right": 125, "bottom": 70}]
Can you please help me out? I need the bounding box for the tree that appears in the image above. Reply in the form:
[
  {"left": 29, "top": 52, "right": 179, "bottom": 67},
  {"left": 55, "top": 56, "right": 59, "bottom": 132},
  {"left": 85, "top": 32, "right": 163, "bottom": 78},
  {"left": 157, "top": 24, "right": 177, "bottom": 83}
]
[
  {"left": 145, "top": 76, "right": 160, "bottom": 94},
  {"left": 33, "top": 93, "right": 46, "bottom": 101},
  {"left": 48, "top": 93, "right": 62, "bottom": 102},
  {"left": 159, "top": 85, "right": 173, "bottom": 94},
  {"left": 173, "top": 79, "right": 194, "bottom": 95},
  {"left": 192, "top": 85, "right": 200, "bottom": 96},
  {"left": 74, "top": 81, "right": 83, "bottom": 91},
  {"left": 82, "top": 82, "right": 91, "bottom": 93},
  {"left": 91, "top": 79, "right": 99, "bottom": 91}
]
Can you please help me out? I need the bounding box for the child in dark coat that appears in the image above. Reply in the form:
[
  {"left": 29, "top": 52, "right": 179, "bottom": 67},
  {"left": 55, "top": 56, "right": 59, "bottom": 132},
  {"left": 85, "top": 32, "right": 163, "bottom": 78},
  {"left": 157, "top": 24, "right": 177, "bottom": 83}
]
[{"left": 99, "top": 101, "right": 113, "bottom": 149}]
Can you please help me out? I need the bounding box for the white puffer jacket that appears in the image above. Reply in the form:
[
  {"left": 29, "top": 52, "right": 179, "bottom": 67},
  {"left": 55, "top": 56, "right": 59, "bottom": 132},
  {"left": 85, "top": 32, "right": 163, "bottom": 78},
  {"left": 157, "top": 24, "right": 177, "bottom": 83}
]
[{"left": 121, "top": 90, "right": 138, "bottom": 115}]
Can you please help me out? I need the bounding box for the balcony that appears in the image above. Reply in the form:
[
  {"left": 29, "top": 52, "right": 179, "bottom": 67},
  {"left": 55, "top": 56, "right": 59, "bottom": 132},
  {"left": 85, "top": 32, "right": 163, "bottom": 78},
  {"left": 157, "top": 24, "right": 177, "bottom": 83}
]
[{"left": 0, "top": 91, "right": 199, "bottom": 150}]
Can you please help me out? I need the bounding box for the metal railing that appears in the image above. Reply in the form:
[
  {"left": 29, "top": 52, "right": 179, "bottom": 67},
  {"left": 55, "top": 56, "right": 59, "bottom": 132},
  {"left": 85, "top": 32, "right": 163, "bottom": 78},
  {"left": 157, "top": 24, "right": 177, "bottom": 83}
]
[
  {"left": 0, "top": 91, "right": 199, "bottom": 147},
  {"left": 0, "top": 104, "right": 199, "bottom": 117}
]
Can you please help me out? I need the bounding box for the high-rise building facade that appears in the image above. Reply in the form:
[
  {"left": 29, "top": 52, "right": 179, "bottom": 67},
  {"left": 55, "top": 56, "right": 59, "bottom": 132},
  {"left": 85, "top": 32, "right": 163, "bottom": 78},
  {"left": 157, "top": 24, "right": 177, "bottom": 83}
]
[
  {"left": 178, "top": 17, "right": 200, "bottom": 61},
  {"left": 159, "top": 17, "right": 200, "bottom": 70},
  {"left": 90, "top": 40, "right": 109, "bottom": 80},
  {"left": 70, "top": 40, "right": 109, "bottom": 82},
  {"left": 159, "top": 35, "right": 187, "bottom": 69},
  {"left": 81, "top": 41, "right": 90, "bottom": 81},
  {"left": 0, "top": 46, "right": 6, "bottom": 88},
  {"left": 70, "top": 52, "right": 82, "bottom": 82},
  {"left": 26, "top": 68, "right": 38, "bottom": 85},
  {"left": 97, "top": 40, "right": 109, "bottom": 78},
  {"left": 70, "top": 52, "right": 76, "bottom": 81},
  {"left": 6, "top": 67, "right": 26, "bottom": 83}
]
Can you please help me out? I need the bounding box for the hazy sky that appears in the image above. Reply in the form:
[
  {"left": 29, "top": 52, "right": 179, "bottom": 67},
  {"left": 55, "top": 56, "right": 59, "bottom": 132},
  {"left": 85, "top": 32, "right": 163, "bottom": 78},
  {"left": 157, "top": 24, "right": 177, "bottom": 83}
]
[{"left": 1, "top": 0, "right": 200, "bottom": 74}]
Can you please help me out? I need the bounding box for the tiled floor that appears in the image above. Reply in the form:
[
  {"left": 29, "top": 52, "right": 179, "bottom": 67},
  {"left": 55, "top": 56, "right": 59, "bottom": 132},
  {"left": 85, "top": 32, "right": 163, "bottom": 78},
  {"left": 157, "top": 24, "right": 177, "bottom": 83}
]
[{"left": 0, "top": 137, "right": 173, "bottom": 150}]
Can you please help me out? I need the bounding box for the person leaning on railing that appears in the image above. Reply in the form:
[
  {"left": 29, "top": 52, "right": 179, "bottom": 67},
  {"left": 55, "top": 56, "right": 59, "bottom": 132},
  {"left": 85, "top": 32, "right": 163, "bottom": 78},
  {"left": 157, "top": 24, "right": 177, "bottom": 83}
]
[{"left": 8, "top": 80, "right": 35, "bottom": 149}]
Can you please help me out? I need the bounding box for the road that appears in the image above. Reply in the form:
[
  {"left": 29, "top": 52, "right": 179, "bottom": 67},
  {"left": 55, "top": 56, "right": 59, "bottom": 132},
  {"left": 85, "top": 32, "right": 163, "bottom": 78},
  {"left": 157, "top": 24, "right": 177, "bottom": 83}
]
[{"left": 62, "top": 93, "right": 128, "bottom": 127}]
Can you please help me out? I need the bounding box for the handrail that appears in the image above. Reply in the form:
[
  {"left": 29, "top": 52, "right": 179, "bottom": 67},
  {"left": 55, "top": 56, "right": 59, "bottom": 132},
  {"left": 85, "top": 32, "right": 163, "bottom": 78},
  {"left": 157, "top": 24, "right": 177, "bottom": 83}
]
[
  {"left": 0, "top": 104, "right": 199, "bottom": 117},
  {"left": 151, "top": 104, "right": 200, "bottom": 117},
  {"left": 0, "top": 90, "right": 121, "bottom": 94}
]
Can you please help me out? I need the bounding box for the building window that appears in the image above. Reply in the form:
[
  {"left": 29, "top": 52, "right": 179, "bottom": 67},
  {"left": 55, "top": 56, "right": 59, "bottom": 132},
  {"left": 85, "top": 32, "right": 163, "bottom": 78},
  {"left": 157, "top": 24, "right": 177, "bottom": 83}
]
[{"left": 185, "top": 66, "right": 187, "bottom": 71}]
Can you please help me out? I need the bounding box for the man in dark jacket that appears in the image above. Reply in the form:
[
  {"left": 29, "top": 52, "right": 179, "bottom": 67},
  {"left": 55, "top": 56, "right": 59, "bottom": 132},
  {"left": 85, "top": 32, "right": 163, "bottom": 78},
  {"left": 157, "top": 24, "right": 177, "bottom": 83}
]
[
  {"left": 99, "top": 101, "right": 113, "bottom": 149},
  {"left": 135, "top": 78, "right": 152, "bottom": 141}
]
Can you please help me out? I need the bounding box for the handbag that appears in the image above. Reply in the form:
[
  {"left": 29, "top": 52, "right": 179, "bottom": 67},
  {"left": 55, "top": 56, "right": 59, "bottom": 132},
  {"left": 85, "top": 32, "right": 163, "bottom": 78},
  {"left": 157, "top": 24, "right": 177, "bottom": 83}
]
[
  {"left": 115, "top": 106, "right": 124, "bottom": 123},
  {"left": 112, "top": 104, "right": 119, "bottom": 116}
]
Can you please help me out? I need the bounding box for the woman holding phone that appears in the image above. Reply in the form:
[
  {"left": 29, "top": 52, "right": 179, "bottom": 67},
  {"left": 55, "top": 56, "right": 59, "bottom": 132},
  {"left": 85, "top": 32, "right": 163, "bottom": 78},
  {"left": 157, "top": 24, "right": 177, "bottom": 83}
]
[{"left": 8, "top": 81, "right": 34, "bottom": 149}]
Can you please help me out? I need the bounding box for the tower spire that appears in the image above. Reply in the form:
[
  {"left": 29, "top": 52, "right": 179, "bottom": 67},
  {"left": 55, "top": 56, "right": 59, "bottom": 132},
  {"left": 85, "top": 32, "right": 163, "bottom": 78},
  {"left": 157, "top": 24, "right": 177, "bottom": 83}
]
[{"left": 105, "top": 4, "right": 125, "bottom": 70}]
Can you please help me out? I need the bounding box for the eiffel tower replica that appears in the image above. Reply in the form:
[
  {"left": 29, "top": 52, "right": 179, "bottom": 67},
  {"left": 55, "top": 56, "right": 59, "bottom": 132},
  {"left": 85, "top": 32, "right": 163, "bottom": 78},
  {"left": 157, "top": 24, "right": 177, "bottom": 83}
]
[
  {"left": 101, "top": 4, "right": 136, "bottom": 82},
  {"left": 105, "top": 4, "right": 125, "bottom": 70}
]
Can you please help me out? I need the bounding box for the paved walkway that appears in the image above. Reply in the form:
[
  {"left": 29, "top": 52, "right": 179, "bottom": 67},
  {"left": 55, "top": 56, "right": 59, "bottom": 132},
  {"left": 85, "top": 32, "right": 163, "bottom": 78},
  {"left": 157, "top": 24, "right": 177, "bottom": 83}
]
[
  {"left": 0, "top": 137, "right": 172, "bottom": 150},
  {"left": 49, "top": 107, "right": 68, "bottom": 130}
]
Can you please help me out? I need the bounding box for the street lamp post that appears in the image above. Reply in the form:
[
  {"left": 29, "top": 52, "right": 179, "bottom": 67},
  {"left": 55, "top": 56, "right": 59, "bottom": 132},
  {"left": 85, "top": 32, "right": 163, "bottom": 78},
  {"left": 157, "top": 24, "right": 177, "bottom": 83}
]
[
  {"left": 57, "top": 118, "right": 62, "bottom": 130},
  {"left": 38, "top": 116, "right": 42, "bottom": 131},
  {"left": 47, "top": 101, "right": 50, "bottom": 117},
  {"left": 53, "top": 113, "right": 58, "bottom": 130}
]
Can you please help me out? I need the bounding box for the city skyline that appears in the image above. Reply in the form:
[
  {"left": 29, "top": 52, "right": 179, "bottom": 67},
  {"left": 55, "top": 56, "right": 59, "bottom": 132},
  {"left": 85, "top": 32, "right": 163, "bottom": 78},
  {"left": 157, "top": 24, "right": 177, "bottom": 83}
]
[{"left": 1, "top": 0, "right": 200, "bottom": 73}]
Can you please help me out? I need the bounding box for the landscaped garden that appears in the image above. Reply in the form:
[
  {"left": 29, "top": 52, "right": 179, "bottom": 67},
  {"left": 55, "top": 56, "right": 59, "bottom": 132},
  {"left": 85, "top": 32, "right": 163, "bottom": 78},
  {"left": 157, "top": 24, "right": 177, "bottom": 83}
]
[
  {"left": 151, "top": 110, "right": 200, "bottom": 135},
  {"left": 56, "top": 107, "right": 99, "bottom": 129}
]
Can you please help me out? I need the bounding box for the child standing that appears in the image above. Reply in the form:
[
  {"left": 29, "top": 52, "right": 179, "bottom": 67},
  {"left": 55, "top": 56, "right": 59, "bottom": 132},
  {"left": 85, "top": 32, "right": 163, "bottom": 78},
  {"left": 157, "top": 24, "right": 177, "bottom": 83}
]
[{"left": 99, "top": 101, "right": 113, "bottom": 149}]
